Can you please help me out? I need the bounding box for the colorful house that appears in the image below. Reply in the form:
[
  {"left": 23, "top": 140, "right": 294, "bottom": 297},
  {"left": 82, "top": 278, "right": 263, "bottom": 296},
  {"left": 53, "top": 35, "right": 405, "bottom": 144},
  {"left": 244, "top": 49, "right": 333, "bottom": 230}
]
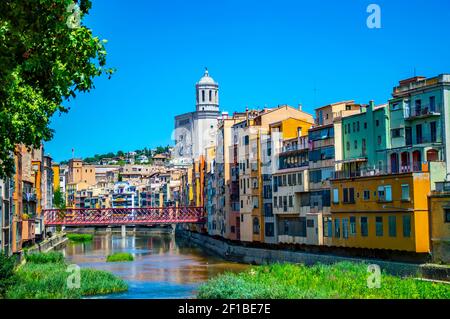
[{"left": 330, "top": 170, "right": 431, "bottom": 253}]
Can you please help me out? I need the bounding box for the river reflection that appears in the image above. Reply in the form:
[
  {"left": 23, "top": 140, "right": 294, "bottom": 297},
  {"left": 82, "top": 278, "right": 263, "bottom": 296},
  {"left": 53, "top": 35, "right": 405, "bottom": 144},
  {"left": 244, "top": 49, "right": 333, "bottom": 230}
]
[{"left": 62, "top": 233, "right": 248, "bottom": 299}]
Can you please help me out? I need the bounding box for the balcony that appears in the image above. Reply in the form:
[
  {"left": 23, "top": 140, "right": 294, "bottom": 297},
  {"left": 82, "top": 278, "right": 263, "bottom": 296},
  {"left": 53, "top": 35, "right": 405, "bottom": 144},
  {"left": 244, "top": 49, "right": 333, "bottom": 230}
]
[
  {"left": 405, "top": 104, "right": 440, "bottom": 120},
  {"left": 332, "top": 162, "right": 429, "bottom": 180}
]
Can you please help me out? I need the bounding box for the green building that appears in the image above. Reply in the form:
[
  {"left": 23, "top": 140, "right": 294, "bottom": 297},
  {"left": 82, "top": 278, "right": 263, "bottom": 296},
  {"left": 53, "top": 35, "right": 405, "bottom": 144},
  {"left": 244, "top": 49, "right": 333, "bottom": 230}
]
[
  {"left": 338, "top": 101, "right": 390, "bottom": 177},
  {"left": 382, "top": 75, "right": 449, "bottom": 182}
]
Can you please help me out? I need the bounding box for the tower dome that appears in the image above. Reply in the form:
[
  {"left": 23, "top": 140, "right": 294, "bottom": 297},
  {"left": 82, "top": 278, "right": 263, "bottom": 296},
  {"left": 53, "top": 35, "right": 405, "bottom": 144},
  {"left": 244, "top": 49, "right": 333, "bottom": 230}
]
[
  {"left": 198, "top": 69, "right": 216, "bottom": 85},
  {"left": 196, "top": 67, "right": 219, "bottom": 112}
]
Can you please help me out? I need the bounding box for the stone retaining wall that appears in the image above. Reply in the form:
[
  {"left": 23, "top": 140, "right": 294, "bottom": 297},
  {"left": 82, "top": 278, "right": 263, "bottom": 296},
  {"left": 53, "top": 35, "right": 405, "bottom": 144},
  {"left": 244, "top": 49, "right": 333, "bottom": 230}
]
[{"left": 178, "top": 230, "right": 449, "bottom": 281}]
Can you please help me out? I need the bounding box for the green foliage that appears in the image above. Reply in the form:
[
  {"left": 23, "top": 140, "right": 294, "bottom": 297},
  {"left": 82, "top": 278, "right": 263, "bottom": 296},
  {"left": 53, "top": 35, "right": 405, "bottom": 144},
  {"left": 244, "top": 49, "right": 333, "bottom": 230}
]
[
  {"left": 106, "top": 252, "right": 134, "bottom": 262},
  {"left": 154, "top": 145, "right": 170, "bottom": 155},
  {"left": 198, "top": 262, "right": 450, "bottom": 299},
  {"left": 53, "top": 188, "right": 66, "bottom": 210},
  {"left": 0, "top": 252, "right": 16, "bottom": 297},
  {"left": 67, "top": 233, "right": 93, "bottom": 242},
  {"left": 0, "top": 0, "right": 114, "bottom": 178},
  {"left": 6, "top": 258, "right": 127, "bottom": 299},
  {"left": 25, "top": 251, "right": 65, "bottom": 264}
]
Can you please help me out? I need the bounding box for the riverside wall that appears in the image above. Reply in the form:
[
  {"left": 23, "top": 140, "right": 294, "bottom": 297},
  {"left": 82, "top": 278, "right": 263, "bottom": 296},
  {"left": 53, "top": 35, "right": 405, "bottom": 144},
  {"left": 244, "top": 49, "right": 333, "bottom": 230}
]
[{"left": 177, "top": 229, "right": 450, "bottom": 282}]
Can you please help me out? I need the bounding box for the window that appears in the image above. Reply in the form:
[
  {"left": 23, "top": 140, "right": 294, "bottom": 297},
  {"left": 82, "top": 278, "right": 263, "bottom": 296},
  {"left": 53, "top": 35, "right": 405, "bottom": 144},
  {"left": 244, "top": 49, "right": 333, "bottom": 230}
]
[
  {"left": 343, "top": 188, "right": 355, "bottom": 203},
  {"left": 344, "top": 125, "right": 347, "bottom": 134},
  {"left": 361, "top": 217, "right": 368, "bottom": 236},
  {"left": 401, "top": 184, "right": 410, "bottom": 201},
  {"left": 346, "top": 142, "right": 350, "bottom": 151},
  {"left": 323, "top": 217, "right": 332, "bottom": 237},
  {"left": 283, "top": 196, "right": 287, "bottom": 211},
  {"left": 445, "top": 209, "right": 450, "bottom": 223},
  {"left": 292, "top": 174, "right": 297, "bottom": 185},
  {"left": 363, "top": 190, "right": 370, "bottom": 200},
  {"left": 416, "top": 124, "right": 423, "bottom": 144},
  {"left": 350, "top": 216, "right": 356, "bottom": 236},
  {"left": 342, "top": 218, "right": 349, "bottom": 239},
  {"left": 430, "top": 122, "right": 437, "bottom": 143},
  {"left": 354, "top": 140, "right": 358, "bottom": 149},
  {"left": 376, "top": 119, "right": 380, "bottom": 127},
  {"left": 353, "top": 122, "right": 356, "bottom": 133},
  {"left": 334, "top": 218, "right": 340, "bottom": 238},
  {"left": 357, "top": 121, "right": 360, "bottom": 132},
  {"left": 364, "top": 122, "right": 367, "bottom": 129},
  {"left": 265, "top": 223, "right": 274, "bottom": 237},
  {"left": 288, "top": 195, "right": 293, "bottom": 208},
  {"left": 253, "top": 217, "right": 260, "bottom": 235},
  {"left": 332, "top": 188, "right": 339, "bottom": 204},
  {"left": 377, "top": 136, "right": 382, "bottom": 145},
  {"left": 209, "top": 90, "right": 212, "bottom": 101},
  {"left": 392, "top": 128, "right": 402, "bottom": 138},
  {"left": 307, "top": 219, "right": 314, "bottom": 228},
  {"left": 376, "top": 216, "right": 383, "bottom": 236},
  {"left": 378, "top": 185, "right": 392, "bottom": 202},
  {"left": 202, "top": 90, "right": 205, "bottom": 102},
  {"left": 288, "top": 174, "right": 292, "bottom": 186},
  {"left": 430, "top": 96, "right": 436, "bottom": 112},
  {"left": 402, "top": 215, "right": 411, "bottom": 237},
  {"left": 274, "top": 197, "right": 277, "bottom": 208},
  {"left": 389, "top": 216, "right": 397, "bottom": 237},
  {"left": 297, "top": 173, "right": 302, "bottom": 185}
]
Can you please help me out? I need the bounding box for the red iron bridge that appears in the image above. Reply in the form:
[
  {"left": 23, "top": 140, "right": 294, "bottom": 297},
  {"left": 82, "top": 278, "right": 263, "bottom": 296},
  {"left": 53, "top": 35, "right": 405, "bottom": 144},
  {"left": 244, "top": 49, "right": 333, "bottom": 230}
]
[{"left": 43, "top": 207, "right": 206, "bottom": 227}]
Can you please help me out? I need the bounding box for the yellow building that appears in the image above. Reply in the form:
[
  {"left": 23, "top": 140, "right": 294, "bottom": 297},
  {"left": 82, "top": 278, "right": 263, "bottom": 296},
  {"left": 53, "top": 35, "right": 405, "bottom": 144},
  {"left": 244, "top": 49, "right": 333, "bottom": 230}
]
[
  {"left": 270, "top": 117, "right": 316, "bottom": 245},
  {"left": 330, "top": 171, "right": 431, "bottom": 253},
  {"left": 52, "top": 164, "right": 60, "bottom": 192},
  {"left": 428, "top": 181, "right": 450, "bottom": 263},
  {"left": 67, "top": 158, "right": 96, "bottom": 185},
  {"left": 236, "top": 105, "right": 315, "bottom": 243}
]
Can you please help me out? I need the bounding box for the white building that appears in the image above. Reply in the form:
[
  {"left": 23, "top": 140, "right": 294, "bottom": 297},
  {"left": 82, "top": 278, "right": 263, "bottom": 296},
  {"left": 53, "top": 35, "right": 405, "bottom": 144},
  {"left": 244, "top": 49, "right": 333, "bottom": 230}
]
[{"left": 173, "top": 68, "right": 220, "bottom": 165}]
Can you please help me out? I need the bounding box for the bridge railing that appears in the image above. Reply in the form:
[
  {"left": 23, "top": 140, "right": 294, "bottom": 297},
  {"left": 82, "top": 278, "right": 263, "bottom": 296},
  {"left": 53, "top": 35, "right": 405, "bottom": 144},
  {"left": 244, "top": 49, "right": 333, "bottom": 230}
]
[{"left": 43, "top": 207, "right": 206, "bottom": 226}]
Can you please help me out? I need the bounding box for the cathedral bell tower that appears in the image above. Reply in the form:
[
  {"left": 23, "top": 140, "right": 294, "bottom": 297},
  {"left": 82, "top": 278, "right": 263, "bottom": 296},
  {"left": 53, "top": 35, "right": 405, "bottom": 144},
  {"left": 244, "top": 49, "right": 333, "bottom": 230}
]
[{"left": 196, "top": 68, "right": 219, "bottom": 112}]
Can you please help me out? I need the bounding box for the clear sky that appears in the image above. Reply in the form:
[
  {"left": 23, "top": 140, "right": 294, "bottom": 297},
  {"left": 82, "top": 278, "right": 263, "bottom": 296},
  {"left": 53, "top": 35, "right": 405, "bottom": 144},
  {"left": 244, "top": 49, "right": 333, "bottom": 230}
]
[{"left": 45, "top": 0, "right": 450, "bottom": 162}]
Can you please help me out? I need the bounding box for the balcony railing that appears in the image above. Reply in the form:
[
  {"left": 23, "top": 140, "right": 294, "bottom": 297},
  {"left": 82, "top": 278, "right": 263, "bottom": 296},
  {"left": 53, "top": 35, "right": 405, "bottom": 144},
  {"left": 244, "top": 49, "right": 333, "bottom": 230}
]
[
  {"left": 332, "top": 162, "right": 429, "bottom": 179},
  {"left": 405, "top": 104, "right": 440, "bottom": 119}
]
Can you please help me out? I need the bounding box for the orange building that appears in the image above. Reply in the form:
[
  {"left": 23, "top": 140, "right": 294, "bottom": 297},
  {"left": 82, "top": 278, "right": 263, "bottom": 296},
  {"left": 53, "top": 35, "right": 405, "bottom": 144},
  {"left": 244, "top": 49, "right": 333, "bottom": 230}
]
[{"left": 330, "top": 170, "right": 431, "bottom": 253}]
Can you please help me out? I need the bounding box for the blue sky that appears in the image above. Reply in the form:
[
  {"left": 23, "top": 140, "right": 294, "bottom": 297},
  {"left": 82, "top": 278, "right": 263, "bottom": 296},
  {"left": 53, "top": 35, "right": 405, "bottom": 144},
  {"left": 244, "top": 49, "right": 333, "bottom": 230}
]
[{"left": 45, "top": 0, "right": 450, "bottom": 162}]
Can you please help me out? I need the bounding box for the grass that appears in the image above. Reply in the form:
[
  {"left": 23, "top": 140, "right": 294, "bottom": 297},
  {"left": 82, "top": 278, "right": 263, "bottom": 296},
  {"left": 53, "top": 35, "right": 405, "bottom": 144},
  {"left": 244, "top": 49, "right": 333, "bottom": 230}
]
[
  {"left": 106, "top": 252, "right": 134, "bottom": 262},
  {"left": 197, "top": 262, "right": 450, "bottom": 299},
  {"left": 25, "top": 251, "right": 65, "bottom": 264},
  {"left": 7, "top": 252, "right": 127, "bottom": 299},
  {"left": 66, "top": 233, "right": 94, "bottom": 243}
]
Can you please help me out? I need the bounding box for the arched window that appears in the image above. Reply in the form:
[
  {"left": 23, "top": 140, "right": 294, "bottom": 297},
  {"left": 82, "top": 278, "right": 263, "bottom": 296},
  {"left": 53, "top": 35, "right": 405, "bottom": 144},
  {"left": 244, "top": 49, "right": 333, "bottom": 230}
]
[
  {"left": 202, "top": 90, "right": 205, "bottom": 102},
  {"left": 209, "top": 90, "right": 212, "bottom": 101}
]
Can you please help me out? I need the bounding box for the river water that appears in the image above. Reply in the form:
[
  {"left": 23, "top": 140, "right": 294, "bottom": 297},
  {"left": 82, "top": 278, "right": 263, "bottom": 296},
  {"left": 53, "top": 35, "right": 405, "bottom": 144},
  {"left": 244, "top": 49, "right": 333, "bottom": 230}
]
[{"left": 62, "top": 232, "right": 248, "bottom": 299}]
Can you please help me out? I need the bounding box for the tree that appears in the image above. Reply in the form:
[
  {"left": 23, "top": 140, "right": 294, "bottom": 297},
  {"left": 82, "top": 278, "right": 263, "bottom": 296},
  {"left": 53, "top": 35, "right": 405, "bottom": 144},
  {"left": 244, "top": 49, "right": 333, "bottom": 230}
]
[
  {"left": 0, "top": 0, "right": 114, "bottom": 178},
  {"left": 53, "top": 188, "right": 66, "bottom": 210}
]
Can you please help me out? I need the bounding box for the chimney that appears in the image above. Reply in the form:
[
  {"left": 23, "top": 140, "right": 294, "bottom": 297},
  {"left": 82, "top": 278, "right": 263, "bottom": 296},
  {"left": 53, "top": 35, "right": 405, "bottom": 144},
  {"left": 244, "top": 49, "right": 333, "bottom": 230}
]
[{"left": 298, "top": 103, "right": 302, "bottom": 111}]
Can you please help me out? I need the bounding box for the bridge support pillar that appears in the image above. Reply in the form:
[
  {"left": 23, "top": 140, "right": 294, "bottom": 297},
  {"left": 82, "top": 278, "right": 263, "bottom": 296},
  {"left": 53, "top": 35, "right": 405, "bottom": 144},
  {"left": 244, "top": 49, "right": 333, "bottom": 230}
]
[{"left": 121, "top": 225, "right": 126, "bottom": 237}]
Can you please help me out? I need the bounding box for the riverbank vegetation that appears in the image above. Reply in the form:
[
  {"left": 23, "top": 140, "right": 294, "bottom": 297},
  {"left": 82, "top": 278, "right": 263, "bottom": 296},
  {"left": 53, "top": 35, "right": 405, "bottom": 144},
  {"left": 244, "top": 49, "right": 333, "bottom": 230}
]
[
  {"left": 6, "top": 252, "right": 127, "bottom": 299},
  {"left": 67, "top": 233, "right": 94, "bottom": 243},
  {"left": 0, "top": 253, "right": 16, "bottom": 298},
  {"left": 198, "top": 262, "right": 450, "bottom": 299},
  {"left": 106, "top": 252, "right": 134, "bottom": 262}
]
